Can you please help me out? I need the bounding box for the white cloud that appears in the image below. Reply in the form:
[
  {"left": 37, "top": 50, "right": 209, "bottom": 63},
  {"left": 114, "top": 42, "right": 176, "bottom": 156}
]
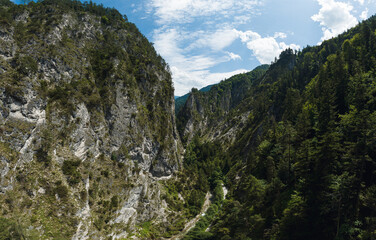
[
  {"left": 312, "top": 0, "right": 358, "bottom": 42},
  {"left": 153, "top": 28, "right": 246, "bottom": 95},
  {"left": 235, "top": 30, "right": 300, "bottom": 64},
  {"left": 187, "top": 28, "right": 239, "bottom": 51},
  {"left": 234, "top": 15, "right": 252, "bottom": 24},
  {"left": 235, "top": 30, "right": 261, "bottom": 42},
  {"left": 172, "top": 67, "right": 249, "bottom": 95},
  {"left": 274, "top": 32, "right": 287, "bottom": 39},
  {"left": 146, "top": 0, "right": 268, "bottom": 95},
  {"left": 147, "top": 0, "right": 303, "bottom": 95},
  {"left": 246, "top": 37, "right": 281, "bottom": 64},
  {"left": 153, "top": 25, "right": 301, "bottom": 95},
  {"left": 356, "top": 0, "right": 365, "bottom": 5},
  {"left": 360, "top": 8, "right": 368, "bottom": 20},
  {"left": 148, "top": 0, "right": 261, "bottom": 25},
  {"left": 154, "top": 29, "right": 227, "bottom": 70},
  {"left": 247, "top": 38, "right": 300, "bottom": 64},
  {"left": 227, "top": 52, "right": 242, "bottom": 60}
]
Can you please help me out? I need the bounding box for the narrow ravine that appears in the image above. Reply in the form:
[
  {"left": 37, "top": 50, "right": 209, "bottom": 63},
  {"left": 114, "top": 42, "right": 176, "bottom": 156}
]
[{"left": 167, "top": 192, "right": 212, "bottom": 240}]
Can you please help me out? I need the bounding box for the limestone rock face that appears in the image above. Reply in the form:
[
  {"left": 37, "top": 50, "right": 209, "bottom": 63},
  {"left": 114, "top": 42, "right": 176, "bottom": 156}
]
[
  {"left": 0, "top": 1, "right": 182, "bottom": 239},
  {"left": 176, "top": 65, "right": 269, "bottom": 144}
]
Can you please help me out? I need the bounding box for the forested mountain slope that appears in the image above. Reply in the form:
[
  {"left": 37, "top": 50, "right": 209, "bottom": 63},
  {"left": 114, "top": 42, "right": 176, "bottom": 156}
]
[
  {"left": 176, "top": 15, "right": 376, "bottom": 240},
  {"left": 0, "top": 0, "right": 182, "bottom": 239}
]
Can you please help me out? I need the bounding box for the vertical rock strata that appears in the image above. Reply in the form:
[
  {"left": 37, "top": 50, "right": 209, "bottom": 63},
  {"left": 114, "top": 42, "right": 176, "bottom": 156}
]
[{"left": 0, "top": 1, "right": 181, "bottom": 239}]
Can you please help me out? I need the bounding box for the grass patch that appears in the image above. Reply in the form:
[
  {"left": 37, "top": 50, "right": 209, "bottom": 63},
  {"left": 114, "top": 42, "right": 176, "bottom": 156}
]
[{"left": 62, "top": 160, "right": 81, "bottom": 185}]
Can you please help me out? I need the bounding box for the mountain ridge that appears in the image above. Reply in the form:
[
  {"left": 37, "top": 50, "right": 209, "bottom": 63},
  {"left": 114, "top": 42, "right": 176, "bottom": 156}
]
[
  {"left": 174, "top": 83, "right": 215, "bottom": 115},
  {"left": 0, "top": 0, "right": 183, "bottom": 238},
  {"left": 175, "top": 14, "right": 376, "bottom": 240}
]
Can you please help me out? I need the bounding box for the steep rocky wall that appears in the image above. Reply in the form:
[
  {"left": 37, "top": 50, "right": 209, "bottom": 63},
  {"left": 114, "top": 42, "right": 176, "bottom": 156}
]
[
  {"left": 0, "top": 1, "right": 182, "bottom": 239},
  {"left": 177, "top": 65, "right": 269, "bottom": 144}
]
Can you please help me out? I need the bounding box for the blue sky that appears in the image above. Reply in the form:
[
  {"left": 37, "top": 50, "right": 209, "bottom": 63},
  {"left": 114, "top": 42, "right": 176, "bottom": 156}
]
[{"left": 11, "top": 0, "right": 376, "bottom": 96}]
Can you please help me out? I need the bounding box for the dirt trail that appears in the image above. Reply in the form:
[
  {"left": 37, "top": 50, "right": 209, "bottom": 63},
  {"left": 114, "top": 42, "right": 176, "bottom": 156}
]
[{"left": 167, "top": 192, "right": 212, "bottom": 240}]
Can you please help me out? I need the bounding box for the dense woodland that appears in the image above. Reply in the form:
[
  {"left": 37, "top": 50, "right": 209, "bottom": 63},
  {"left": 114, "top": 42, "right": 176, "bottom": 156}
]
[{"left": 175, "top": 14, "right": 376, "bottom": 240}]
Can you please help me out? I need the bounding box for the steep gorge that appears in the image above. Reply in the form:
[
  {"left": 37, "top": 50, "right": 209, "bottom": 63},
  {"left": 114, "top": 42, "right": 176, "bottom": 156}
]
[
  {"left": 175, "top": 15, "right": 376, "bottom": 240},
  {"left": 1, "top": 0, "right": 376, "bottom": 240}
]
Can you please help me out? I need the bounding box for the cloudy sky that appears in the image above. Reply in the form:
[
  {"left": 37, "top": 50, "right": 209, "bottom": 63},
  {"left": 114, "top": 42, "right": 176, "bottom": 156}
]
[{"left": 12, "top": 0, "right": 376, "bottom": 96}]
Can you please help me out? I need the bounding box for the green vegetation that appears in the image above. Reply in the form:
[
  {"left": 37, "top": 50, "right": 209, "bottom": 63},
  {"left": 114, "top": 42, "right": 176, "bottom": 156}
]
[
  {"left": 35, "top": 129, "right": 53, "bottom": 166},
  {"left": 35, "top": 148, "right": 51, "bottom": 166},
  {"left": 183, "top": 204, "right": 217, "bottom": 240},
  {"left": 54, "top": 182, "right": 69, "bottom": 199},
  {"left": 0, "top": 217, "right": 25, "bottom": 240},
  {"left": 2, "top": 0, "right": 376, "bottom": 239},
  {"left": 183, "top": 180, "right": 224, "bottom": 240},
  {"left": 176, "top": 65, "right": 269, "bottom": 143},
  {"left": 136, "top": 221, "right": 160, "bottom": 239},
  {"left": 175, "top": 84, "right": 214, "bottom": 115},
  {"left": 62, "top": 160, "right": 81, "bottom": 185},
  {"left": 162, "top": 136, "right": 229, "bottom": 238},
  {"left": 0, "top": 142, "right": 18, "bottom": 162},
  {"left": 0, "top": 0, "right": 179, "bottom": 239},
  {"left": 14, "top": 54, "right": 38, "bottom": 75},
  {"left": 176, "top": 15, "right": 376, "bottom": 240},
  {"left": 0, "top": 0, "right": 13, "bottom": 7},
  {"left": 181, "top": 136, "right": 227, "bottom": 215}
]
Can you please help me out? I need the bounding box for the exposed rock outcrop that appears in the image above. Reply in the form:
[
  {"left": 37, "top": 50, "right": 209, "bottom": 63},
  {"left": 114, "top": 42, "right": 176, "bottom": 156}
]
[{"left": 0, "top": 1, "right": 182, "bottom": 238}]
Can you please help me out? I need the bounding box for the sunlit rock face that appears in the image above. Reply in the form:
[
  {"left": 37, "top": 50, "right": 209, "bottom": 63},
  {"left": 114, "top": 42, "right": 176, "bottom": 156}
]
[{"left": 0, "top": 1, "right": 182, "bottom": 238}]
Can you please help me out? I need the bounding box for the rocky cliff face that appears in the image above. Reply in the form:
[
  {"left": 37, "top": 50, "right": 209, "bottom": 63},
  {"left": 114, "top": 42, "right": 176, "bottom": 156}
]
[
  {"left": 0, "top": 1, "right": 182, "bottom": 239},
  {"left": 177, "top": 65, "right": 269, "bottom": 144}
]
